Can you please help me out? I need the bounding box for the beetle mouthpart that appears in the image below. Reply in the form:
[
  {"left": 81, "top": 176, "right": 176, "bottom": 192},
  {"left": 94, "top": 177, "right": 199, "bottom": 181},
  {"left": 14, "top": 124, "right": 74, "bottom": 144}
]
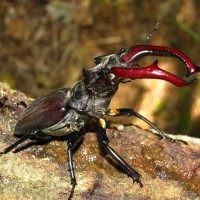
[
  {"left": 185, "top": 65, "right": 200, "bottom": 78},
  {"left": 111, "top": 60, "right": 197, "bottom": 87},
  {"left": 120, "top": 45, "right": 200, "bottom": 78}
]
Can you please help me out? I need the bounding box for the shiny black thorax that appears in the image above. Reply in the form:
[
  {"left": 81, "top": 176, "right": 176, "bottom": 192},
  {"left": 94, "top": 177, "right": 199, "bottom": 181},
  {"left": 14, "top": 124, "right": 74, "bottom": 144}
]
[{"left": 69, "top": 78, "right": 119, "bottom": 118}]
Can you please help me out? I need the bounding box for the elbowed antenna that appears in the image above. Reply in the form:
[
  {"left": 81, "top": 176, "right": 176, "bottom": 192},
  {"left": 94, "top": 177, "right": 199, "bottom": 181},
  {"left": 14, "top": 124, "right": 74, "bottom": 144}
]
[{"left": 144, "top": 22, "right": 160, "bottom": 45}]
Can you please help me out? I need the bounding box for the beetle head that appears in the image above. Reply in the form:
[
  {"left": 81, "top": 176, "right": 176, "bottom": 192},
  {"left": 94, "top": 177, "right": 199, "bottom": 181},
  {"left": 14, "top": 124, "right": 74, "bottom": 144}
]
[{"left": 83, "top": 52, "right": 125, "bottom": 89}]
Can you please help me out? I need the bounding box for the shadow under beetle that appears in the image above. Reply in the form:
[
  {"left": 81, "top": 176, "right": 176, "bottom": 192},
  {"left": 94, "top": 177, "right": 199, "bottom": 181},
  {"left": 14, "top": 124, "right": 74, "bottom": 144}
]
[{"left": 1, "top": 44, "right": 200, "bottom": 192}]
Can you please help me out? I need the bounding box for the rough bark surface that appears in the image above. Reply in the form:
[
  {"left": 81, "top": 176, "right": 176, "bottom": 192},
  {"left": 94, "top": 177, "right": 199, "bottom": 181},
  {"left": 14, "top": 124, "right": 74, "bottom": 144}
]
[{"left": 0, "top": 82, "right": 200, "bottom": 200}]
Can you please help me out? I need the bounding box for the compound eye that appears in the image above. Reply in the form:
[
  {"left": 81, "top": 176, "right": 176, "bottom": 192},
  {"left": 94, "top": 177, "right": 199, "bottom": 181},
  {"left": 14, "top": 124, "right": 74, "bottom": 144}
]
[{"left": 107, "top": 73, "right": 117, "bottom": 85}]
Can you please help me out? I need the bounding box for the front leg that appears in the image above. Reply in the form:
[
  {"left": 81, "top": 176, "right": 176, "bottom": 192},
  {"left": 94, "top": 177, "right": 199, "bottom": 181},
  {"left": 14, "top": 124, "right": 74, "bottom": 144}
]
[
  {"left": 67, "top": 128, "right": 85, "bottom": 200},
  {"left": 96, "top": 118, "right": 143, "bottom": 187},
  {"left": 106, "top": 108, "right": 166, "bottom": 139},
  {"left": 106, "top": 108, "right": 187, "bottom": 144}
]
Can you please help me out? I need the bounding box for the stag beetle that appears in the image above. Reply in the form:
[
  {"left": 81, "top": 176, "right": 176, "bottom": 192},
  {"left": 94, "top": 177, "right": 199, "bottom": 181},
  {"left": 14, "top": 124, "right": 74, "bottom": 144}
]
[{"left": 1, "top": 45, "right": 200, "bottom": 192}]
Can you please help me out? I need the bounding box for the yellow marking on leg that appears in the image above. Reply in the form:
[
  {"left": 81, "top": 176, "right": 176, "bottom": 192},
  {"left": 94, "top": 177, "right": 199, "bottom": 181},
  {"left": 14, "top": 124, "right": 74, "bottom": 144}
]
[
  {"left": 99, "top": 118, "right": 106, "bottom": 129},
  {"left": 108, "top": 109, "right": 119, "bottom": 116}
]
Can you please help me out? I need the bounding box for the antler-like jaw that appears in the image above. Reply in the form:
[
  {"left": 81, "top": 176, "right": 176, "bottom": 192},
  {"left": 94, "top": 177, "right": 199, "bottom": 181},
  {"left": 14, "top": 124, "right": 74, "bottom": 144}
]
[{"left": 111, "top": 45, "right": 200, "bottom": 87}]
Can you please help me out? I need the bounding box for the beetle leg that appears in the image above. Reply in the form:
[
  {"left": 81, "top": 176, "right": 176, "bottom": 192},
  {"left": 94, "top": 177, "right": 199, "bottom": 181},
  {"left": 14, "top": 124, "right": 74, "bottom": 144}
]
[
  {"left": 97, "top": 118, "right": 143, "bottom": 187},
  {"left": 107, "top": 108, "right": 166, "bottom": 139},
  {"left": 0, "top": 130, "right": 38, "bottom": 154},
  {"left": 67, "top": 128, "right": 85, "bottom": 187},
  {"left": 107, "top": 108, "right": 188, "bottom": 145}
]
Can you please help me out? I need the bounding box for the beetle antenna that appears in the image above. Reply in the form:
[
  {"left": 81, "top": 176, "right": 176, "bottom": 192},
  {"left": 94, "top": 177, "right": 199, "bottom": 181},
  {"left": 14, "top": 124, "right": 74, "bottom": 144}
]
[{"left": 144, "top": 22, "right": 160, "bottom": 45}]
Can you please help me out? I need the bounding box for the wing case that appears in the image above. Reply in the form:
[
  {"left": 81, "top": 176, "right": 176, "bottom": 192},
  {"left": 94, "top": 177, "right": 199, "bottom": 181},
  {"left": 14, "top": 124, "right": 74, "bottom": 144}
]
[{"left": 14, "top": 88, "right": 71, "bottom": 135}]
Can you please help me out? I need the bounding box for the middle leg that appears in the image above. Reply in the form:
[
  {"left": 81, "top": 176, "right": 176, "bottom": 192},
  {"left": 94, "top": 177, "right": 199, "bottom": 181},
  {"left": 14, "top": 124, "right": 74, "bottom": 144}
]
[{"left": 67, "top": 127, "right": 85, "bottom": 187}]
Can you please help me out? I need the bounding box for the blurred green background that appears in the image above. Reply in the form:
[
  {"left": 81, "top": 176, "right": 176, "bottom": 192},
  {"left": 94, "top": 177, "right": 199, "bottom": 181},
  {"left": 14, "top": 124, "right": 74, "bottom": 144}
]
[{"left": 0, "top": 0, "right": 200, "bottom": 137}]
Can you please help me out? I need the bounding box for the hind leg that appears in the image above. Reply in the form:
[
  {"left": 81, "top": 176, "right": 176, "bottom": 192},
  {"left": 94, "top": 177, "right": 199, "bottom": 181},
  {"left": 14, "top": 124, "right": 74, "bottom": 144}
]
[{"left": 0, "top": 130, "right": 38, "bottom": 154}]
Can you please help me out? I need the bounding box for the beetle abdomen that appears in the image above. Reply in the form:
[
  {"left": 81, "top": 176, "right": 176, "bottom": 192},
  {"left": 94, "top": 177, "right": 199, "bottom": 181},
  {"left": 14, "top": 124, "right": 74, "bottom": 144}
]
[{"left": 14, "top": 89, "right": 71, "bottom": 136}]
